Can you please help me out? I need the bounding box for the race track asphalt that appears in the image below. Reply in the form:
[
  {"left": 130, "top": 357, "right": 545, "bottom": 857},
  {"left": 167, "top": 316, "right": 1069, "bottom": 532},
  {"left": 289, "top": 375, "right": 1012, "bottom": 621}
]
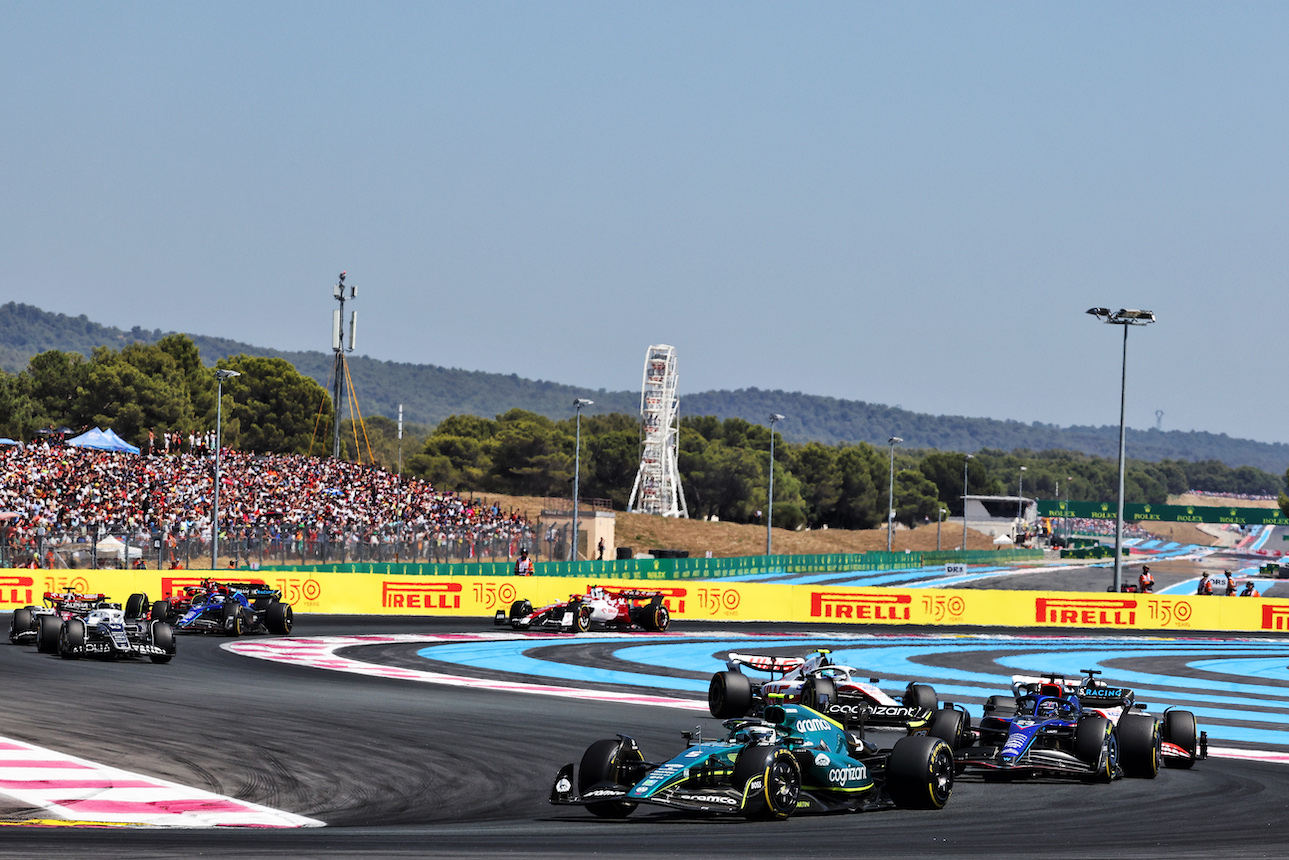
[{"left": 2, "top": 615, "right": 1288, "bottom": 859}]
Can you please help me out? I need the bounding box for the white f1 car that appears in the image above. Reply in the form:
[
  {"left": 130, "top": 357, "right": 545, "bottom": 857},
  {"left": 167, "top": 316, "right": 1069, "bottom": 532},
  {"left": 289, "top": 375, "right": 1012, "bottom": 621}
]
[
  {"left": 708, "top": 649, "right": 939, "bottom": 732},
  {"left": 496, "top": 585, "right": 671, "bottom": 633}
]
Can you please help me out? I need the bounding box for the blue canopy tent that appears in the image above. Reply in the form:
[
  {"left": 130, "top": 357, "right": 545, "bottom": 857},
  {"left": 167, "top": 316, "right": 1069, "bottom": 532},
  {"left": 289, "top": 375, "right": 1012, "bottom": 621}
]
[{"left": 66, "top": 428, "right": 141, "bottom": 454}]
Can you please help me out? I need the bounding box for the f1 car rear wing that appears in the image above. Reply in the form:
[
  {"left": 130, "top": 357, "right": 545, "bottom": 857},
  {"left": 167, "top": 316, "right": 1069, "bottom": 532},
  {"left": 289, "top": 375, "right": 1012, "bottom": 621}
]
[{"left": 726, "top": 652, "right": 806, "bottom": 675}]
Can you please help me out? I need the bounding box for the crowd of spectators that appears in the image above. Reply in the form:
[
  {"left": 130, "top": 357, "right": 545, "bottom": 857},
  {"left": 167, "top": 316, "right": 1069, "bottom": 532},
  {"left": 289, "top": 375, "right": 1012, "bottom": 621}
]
[
  {"left": 0, "top": 442, "right": 535, "bottom": 568},
  {"left": 1057, "top": 517, "right": 1153, "bottom": 541},
  {"left": 1186, "top": 489, "right": 1279, "bottom": 502}
]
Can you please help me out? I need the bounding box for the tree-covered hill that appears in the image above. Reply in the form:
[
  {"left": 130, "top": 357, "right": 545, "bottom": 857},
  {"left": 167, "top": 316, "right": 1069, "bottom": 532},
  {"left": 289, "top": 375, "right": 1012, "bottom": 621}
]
[{"left": 2, "top": 301, "right": 1287, "bottom": 473}]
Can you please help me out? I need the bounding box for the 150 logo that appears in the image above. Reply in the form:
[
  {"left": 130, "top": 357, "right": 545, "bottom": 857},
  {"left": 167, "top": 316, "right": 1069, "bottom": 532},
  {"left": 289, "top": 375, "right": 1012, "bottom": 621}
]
[
  {"left": 691, "top": 587, "right": 736, "bottom": 616},
  {"left": 42, "top": 574, "right": 89, "bottom": 595},
  {"left": 272, "top": 577, "right": 322, "bottom": 606},
  {"left": 1145, "top": 598, "right": 1192, "bottom": 628},
  {"left": 470, "top": 581, "right": 519, "bottom": 610},
  {"left": 921, "top": 594, "right": 966, "bottom": 623}
]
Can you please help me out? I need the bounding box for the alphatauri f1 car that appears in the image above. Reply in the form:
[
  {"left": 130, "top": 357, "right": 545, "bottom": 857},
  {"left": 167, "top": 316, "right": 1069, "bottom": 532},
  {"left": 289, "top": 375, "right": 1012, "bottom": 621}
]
[
  {"left": 10, "top": 591, "right": 107, "bottom": 650},
  {"left": 52, "top": 594, "right": 176, "bottom": 663},
  {"left": 497, "top": 585, "right": 670, "bottom": 633},
  {"left": 551, "top": 702, "right": 954, "bottom": 819},
  {"left": 708, "top": 649, "right": 939, "bottom": 733}
]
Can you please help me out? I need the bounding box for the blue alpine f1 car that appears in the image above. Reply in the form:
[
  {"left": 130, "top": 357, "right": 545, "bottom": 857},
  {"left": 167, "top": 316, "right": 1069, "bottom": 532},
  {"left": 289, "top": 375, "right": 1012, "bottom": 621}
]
[{"left": 550, "top": 703, "right": 954, "bottom": 819}]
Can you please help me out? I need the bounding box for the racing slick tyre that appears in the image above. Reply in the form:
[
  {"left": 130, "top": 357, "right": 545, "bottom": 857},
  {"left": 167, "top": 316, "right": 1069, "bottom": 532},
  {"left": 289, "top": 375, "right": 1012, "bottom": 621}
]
[
  {"left": 801, "top": 677, "right": 837, "bottom": 712},
  {"left": 1117, "top": 713, "right": 1161, "bottom": 778},
  {"left": 885, "top": 735, "right": 954, "bottom": 810},
  {"left": 734, "top": 745, "right": 801, "bottom": 820},
  {"left": 708, "top": 671, "right": 754, "bottom": 718},
  {"left": 508, "top": 599, "right": 531, "bottom": 621},
  {"left": 928, "top": 708, "right": 970, "bottom": 751},
  {"left": 568, "top": 603, "right": 590, "bottom": 634},
  {"left": 983, "top": 695, "right": 1017, "bottom": 719},
  {"left": 578, "top": 739, "right": 642, "bottom": 819},
  {"left": 903, "top": 683, "right": 938, "bottom": 712},
  {"left": 266, "top": 601, "right": 293, "bottom": 635},
  {"left": 222, "top": 601, "right": 244, "bottom": 636},
  {"left": 9, "top": 607, "right": 35, "bottom": 644},
  {"left": 150, "top": 599, "right": 170, "bottom": 623},
  {"left": 149, "top": 622, "right": 175, "bottom": 664},
  {"left": 37, "top": 614, "right": 61, "bottom": 653},
  {"left": 125, "top": 593, "right": 147, "bottom": 620},
  {"left": 1074, "top": 716, "right": 1118, "bottom": 781},
  {"left": 58, "top": 618, "right": 86, "bottom": 660},
  {"left": 1161, "top": 710, "right": 1198, "bottom": 768},
  {"left": 637, "top": 603, "right": 669, "bottom": 632}
]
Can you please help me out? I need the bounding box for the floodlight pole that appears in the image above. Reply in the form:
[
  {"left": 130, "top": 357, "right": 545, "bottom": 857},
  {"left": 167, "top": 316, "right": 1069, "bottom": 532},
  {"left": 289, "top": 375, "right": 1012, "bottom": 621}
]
[
  {"left": 571, "top": 399, "right": 593, "bottom": 561},
  {"left": 211, "top": 368, "right": 241, "bottom": 570},
  {"left": 1018, "top": 465, "right": 1027, "bottom": 537},
  {"left": 1087, "top": 307, "right": 1155, "bottom": 593},
  {"left": 767, "top": 414, "right": 784, "bottom": 555},
  {"left": 937, "top": 508, "right": 947, "bottom": 551},
  {"left": 962, "top": 453, "right": 973, "bottom": 550},
  {"left": 887, "top": 436, "right": 902, "bottom": 552}
]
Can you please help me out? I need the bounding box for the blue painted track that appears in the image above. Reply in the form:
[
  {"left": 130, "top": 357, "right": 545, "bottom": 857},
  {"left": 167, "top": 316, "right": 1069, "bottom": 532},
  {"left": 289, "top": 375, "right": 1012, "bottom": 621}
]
[{"left": 418, "top": 631, "right": 1289, "bottom": 747}]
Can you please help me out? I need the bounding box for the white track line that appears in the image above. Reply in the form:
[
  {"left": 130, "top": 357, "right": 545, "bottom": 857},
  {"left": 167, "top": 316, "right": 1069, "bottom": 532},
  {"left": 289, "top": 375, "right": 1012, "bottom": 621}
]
[
  {"left": 0, "top": 737, "right": 322, "bottom": 827},
  {"left": 226, "top": 634, "right": 706, "bottom": 711}
]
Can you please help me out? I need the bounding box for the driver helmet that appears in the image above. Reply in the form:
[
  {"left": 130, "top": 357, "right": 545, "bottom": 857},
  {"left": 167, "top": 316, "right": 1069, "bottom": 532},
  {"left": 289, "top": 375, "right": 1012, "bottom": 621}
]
[{"left": 733, "top": 725, "right": 776, "bottom": 745}]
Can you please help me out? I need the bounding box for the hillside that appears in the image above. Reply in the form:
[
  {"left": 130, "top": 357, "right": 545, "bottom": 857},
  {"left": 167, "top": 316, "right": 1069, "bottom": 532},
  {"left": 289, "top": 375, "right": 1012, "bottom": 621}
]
[{"left": 3, "top": 301, "right": 1288, "bottom": 473}]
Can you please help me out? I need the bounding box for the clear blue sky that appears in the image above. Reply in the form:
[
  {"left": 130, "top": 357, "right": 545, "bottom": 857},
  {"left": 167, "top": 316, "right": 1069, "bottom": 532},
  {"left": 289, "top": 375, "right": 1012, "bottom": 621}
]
[{"left": 4, "top": 2, "right": 1287, "bottom": 444}]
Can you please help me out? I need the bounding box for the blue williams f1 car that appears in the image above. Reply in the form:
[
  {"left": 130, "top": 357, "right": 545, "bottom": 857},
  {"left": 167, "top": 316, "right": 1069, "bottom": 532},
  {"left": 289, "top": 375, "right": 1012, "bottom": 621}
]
[
  {"left": 550, "top": 703, "right": 954, "bottom": 820},
  {"left": 927, "top": 684, "right": 1160, "bottom": 781},
  {"left": 152, "top": 580, "right": 293, "bottom": 636}
]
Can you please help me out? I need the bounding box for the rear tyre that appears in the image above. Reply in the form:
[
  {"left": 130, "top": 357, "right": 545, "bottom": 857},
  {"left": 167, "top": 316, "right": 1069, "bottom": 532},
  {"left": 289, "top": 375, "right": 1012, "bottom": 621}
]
[
  {"left": 58, "top": 618, "right": 86, "bottom": 660},
  {"left": 983, "top": 695, "right": 1017, "bottom": 719},
  {"left": 149, "top": 622, "right": 175, "bottom": 664},
  {"left": 903, "top": 683, "right": 938, "bottom": 712},
  {"left": 1162, "top": 710, "right": 1198, "bottom": 768},
  {"left": 125, "top": 593, "right": 147, "bottom": 620},
  {"left": 578, "top": 739, "right": 641, "bottom": 818},
  {"left": 639, "top": 603, "right": 669, "bottom": 632},
  {"left": 708, "top": 671, "right": 754, "bottom": 718},
  {"left": 801, "top": 677, "right": 838, "bottom": 712},
  {"left": 1118, "top": 713, "right": 1161, "bottom": 778},
  {"left": 1074, "top": 717, "right": 1116, "bottom": 781},
  {"left": 37, "top": 615, "right": 61, "bottom": 653},
  {"left": 9, "top": 607, "right": 34, "bottom": 644},
  {"left": 150, "top": 599, "right": 170, "bottom": 623},
  {"left": 928, "top": 708, "right": 969, "bottom": 751},
  {"left": 886, "top": 735, "right": 954, "bottom": 809},
  {"left": 734, "top": 746, "right": 800, "bottom": 819},
  {"left": 266, "top": 601, "right": 293, "bottom": 634}
]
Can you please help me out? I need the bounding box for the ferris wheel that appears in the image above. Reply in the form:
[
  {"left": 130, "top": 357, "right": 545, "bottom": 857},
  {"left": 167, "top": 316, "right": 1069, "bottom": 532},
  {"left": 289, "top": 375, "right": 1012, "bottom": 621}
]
[{"left": 627, "top": 344, "right": 689, "bottom": 518}]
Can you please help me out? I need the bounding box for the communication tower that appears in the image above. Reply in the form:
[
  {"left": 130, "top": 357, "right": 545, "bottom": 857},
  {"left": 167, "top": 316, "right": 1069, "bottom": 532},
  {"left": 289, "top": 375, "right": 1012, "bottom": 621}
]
[
  {"left": 627, "top": 345, "right": 688, "bottom": 518},
  {"left": 331, "top": 272, "right": 358, "bottom": 459}
]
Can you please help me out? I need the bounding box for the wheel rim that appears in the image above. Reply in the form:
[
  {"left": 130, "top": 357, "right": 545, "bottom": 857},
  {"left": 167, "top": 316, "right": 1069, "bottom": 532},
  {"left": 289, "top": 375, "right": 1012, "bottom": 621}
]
[{"left": 766, "top": 755, "right": 800, "bottom": 815}]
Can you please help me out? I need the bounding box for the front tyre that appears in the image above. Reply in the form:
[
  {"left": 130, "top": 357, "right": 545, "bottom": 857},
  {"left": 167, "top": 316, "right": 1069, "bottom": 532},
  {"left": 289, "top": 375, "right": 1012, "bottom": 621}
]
[
  {"left": 886, "top": 735, "right": 954, "bottom": 809},
  {"left": 578, "top": 739, "right": 641, "bottom": 819},
  {"left": 928, "top": 708, "right": 970, "bottom": 751},
  {"left": 735, "top": 746, "right": 801, "bottom": 819},
  {"left": 1118, "top": 713, "right": 1161, "bottom": 778},
  {"left": 708, "top": 671, "right": 754, "bottom": 718},
  {"left": 58, "top": 618, "right": 86, "bottom": 660},
  {"left": 149, "top": 621, "right": 175, "bottom": 664},
  {"left": 801, "top": 677, "right": 837, "bottom": 712},
  {"left": 1075, "top": 716, "right": 1117, "bottom": 781},
  {"left": 903, "top": 683, "right": 938, "bottom": 712},
  {"left": 1162, "top": 710, "right": 1199, "bottom": 768}
]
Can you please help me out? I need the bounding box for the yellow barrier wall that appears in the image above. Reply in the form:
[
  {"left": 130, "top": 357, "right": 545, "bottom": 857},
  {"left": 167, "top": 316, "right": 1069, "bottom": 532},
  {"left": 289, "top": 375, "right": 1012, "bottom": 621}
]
[{"left": 3, "top": 570, "right": 1287, "bottom": 635}]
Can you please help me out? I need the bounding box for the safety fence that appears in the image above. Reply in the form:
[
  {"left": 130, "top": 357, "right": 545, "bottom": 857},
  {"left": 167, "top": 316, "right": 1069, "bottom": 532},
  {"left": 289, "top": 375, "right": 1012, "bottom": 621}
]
[
  {"left": 5, "top": 569, "right": 1288, "bottom": 635},
  {"left": 1060, "top": 546, "right": 1130, "bottom": 560},
  {"left": 261, "top": 551, "right": 962, "bottom": 580}
]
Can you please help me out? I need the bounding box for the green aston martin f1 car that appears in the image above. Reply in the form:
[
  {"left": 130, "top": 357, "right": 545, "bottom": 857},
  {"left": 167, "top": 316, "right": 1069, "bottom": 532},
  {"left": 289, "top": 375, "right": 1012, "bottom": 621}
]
[{"left": 550, "top": 702, "right": 954, "bottom": 820}]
